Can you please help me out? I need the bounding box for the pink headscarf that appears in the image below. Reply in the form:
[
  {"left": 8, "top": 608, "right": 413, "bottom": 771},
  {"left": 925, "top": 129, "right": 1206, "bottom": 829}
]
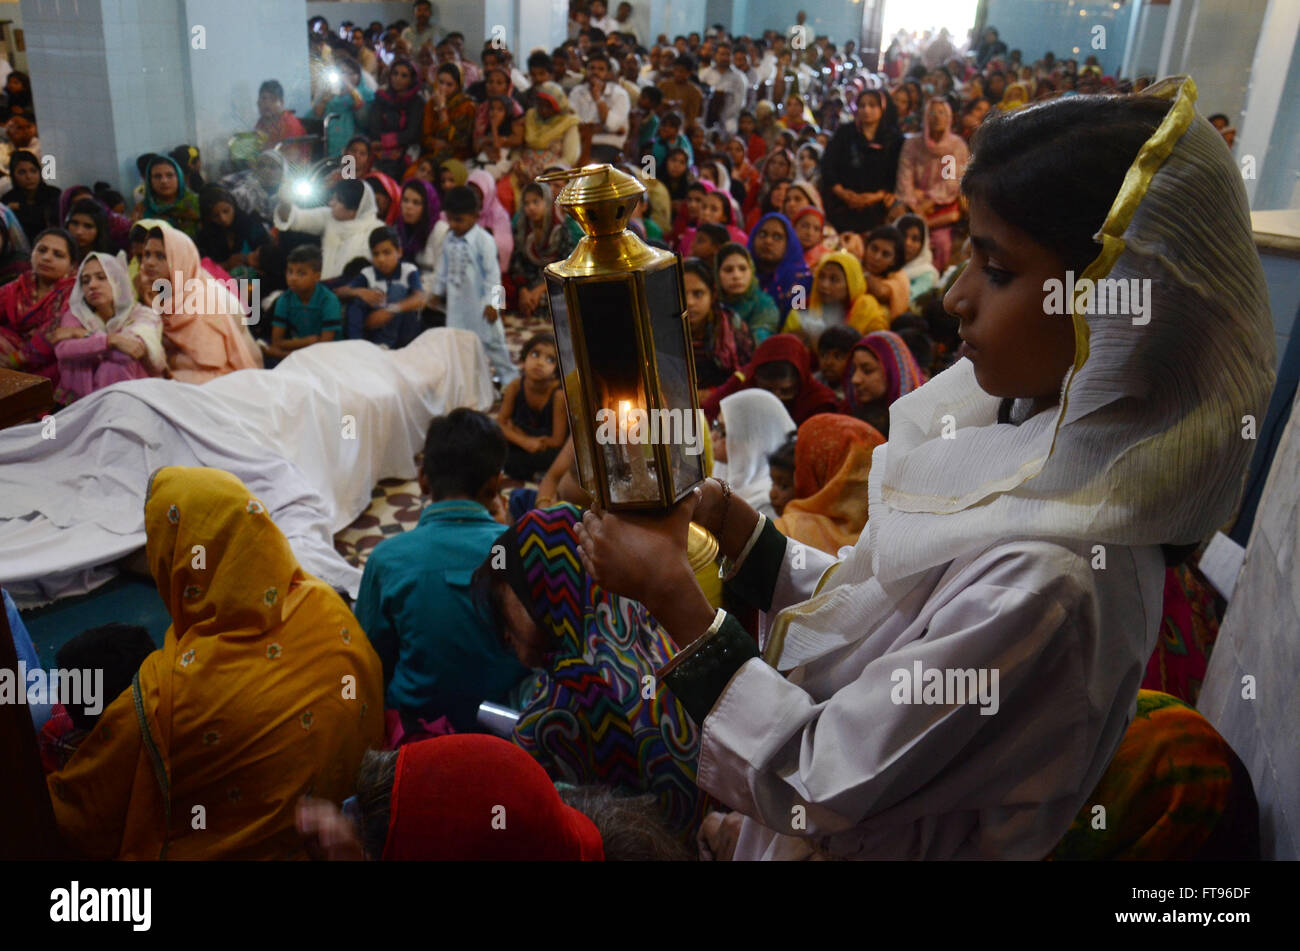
[{"left": 466, "top": 169, "right": 514, "bottom": 273}]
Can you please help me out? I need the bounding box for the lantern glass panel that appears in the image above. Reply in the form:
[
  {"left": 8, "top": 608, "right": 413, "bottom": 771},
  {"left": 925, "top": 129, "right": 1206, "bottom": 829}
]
[
  {"left": 573, "top": 279, "right": 659, "bottom": 505},
  {"left": 545, "top": 274, "right": 597, "bottom": 497},
  {"left": 645, "top": 263, "right": 704, "bottom": 499}
]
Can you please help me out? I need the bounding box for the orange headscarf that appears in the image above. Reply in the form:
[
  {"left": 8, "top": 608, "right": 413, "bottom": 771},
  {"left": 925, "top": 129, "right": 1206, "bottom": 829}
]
[
  {"left": 775, "top": 414, "right": 885, "bottom": 554},
  {"left": 47, "top": 467, "right": 383, "bottom": 859},
  {"left": 147, "top": 221, "right": 261, "bottom": 383}
]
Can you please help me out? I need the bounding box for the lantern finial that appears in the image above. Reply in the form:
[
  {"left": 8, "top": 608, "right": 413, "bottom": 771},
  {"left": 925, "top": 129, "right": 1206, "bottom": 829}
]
[{"left": 537, "top": 164, "right": 644, "bottom": 238}]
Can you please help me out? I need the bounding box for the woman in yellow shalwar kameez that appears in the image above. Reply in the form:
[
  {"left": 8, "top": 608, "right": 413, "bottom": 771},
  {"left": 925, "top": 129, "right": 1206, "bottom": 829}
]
[{"left": 47, "top": 466, "right": 384, "bottom": 860}]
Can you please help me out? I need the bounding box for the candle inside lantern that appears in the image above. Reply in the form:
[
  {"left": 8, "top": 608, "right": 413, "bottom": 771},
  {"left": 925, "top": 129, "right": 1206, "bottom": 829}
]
[{"left": 611, "top": 396, "right": 655, "bottom": 499}]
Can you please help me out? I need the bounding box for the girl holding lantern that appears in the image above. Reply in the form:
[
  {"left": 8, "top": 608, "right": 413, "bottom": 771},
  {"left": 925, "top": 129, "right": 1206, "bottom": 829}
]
[{"left": 574, "top": 82, "right": 1275, "bottom": 860}]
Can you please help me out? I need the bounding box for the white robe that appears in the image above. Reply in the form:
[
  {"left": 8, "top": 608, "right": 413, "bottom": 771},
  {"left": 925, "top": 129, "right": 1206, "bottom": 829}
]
[
  {"left": 698, "top": 536, "right": 1165, "bottom": 860},
  {"left": 273, "top": 188, "right": 382, "bottom": 281}
]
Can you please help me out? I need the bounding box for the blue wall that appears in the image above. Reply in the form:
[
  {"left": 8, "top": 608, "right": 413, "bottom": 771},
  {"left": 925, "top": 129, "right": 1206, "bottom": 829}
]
[
  {"left": 738, "top": 0, "right": 863, "bottom": 47},
  {"left": 983, "top": 0, "right": 1134, "bottom": 75}
]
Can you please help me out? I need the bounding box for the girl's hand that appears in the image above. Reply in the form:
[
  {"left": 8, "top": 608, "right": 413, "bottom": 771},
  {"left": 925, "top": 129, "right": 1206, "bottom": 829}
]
[
  {"left": 296, "top": 798, "right": 366, "bottom": 862},
  {"left": 108, "top": 333, "right": 146, "bottom": 360},
  {"left": 49, "top": 326, "right": 89, "bottom": 344},
  {"left": 575, "top": 490, "right": 700, "bottom": 613}
]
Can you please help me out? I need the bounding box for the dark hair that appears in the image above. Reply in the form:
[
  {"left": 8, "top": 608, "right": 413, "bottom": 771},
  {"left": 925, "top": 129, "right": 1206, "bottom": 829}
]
[
  {"left": 65, "top": 198, "right": 113, "bottom": 254},
  {"left": 345, "top": 134, "right": 372, "bottom": 153},
  {"left": 767, "top": 433, "right": 796, "bottom": 471},
  {"left": 342, "top": 256, "right": 371, "bottom": 280},
  {"left": 640, "top": 85, "right": 663, "bottom": 106},
  {"left": 754, "top": 360, "right": 799, "bottom": 386},
  {"left": 586, "top": 50, "right": 610, "bottom": 68},
  {"left": 258, "top": 79, "right": 285, "bottom": 100},
  {"left": 817, "top": 324, "right": 860, "bottom": 356},
  {"left": 696, "top": 223, "right": 729, "bottom": 247},
  {"left": 56, "top": 623, "right": 155, "bottom": 732},
  {"left": 33, "top": 227, "right": 80, "bottom": 264},
  {"left": 334, "top": 178, "right": 366, "bottom": 210},
  {"left": 9, "top": 149, "right": 41, "bottom": 176},
  {"left": 681, "top": 255, "right": 716, "bottom": 288},
  {"left": 660, "top": 110, "right": 683, "bottom": 128},
  {"left": 1207, "top": 112, "right": 1230, "bottom": 125},
  {"left": 963, "top": 95, "right": 1172, "bottom": 274},
  {"left": 436, "top": 63, "right": 463, "bottom": 89},
  {"left": 890, "top": 315, "right": 933, "bottom": 372},
  {"left": 865, "top": 225, "right": 905, "bottom": 275},
  {"left": 674, "top": 53, "right": 696, "bottom": 71},
  {"left": 355, "top": 748, "right": 398, "bottom": 859},
  {"left": 519, "top": 331, "right": 558, "bottom": 369},
  {"left": 715, "top": 240, "right": 751, "bottom": 272},
  {"left": 94, "top": 183, "right": 125, "bottom": 208},
  {"left": 527, "top": 50, "right": 553, "bottom": 72},
  {"left": 686, "top": 181, "right": 708, "bottom": 196},
  {"left": 443, "top": 185, "right": 479, "bottom": 215},
  {"left": 421, "top": 408, "right": 507, "bottom": 499},
  {"left": 287, "top": 243, "right": 323, "bottom": 271}
]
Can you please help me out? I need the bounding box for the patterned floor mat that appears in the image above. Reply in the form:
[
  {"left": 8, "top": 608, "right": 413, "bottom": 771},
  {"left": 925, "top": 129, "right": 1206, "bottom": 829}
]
[{"left": 333, "top": 312, "right": 549, "bottom": 568}]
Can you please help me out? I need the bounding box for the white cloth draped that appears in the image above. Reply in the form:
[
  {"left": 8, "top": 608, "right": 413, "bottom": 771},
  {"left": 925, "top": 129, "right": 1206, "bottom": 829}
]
[{"left": 0, "top": 328, "right": 493, "bottom": 607}]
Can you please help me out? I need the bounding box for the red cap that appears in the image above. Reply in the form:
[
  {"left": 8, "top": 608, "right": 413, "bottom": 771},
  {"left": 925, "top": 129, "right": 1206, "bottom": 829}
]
[{"left": 382, "top": 735, "right": 604, "bottom": 861}]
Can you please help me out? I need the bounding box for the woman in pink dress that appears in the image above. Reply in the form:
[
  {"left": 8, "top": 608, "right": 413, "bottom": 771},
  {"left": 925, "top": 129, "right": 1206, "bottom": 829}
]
[{"left": 54, "top": 251, "right": 165, "bottom": 403}]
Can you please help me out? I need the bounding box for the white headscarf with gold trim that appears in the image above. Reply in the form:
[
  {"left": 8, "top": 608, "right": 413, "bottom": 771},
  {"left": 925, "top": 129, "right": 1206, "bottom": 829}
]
[{"left": 767, "top": 77, "right": 1276, "bottom": 670}]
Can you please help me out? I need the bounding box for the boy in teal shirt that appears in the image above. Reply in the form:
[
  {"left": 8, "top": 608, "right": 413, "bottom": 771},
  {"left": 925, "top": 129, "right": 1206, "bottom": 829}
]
[
  {"left": 267, "top": 244, "right": 342, "bottom": 363},
  {"left": 355, "top": 408, "right": 529, "bottom": 733}
]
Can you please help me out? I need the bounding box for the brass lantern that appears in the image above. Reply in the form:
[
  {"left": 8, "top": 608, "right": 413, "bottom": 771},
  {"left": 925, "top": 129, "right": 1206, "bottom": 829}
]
[{"left": 538, "top": 164, "right": 705, "bottom": 511}]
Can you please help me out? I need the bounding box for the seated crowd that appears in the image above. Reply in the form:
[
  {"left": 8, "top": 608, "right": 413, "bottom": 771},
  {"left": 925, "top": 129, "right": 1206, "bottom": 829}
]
[{"left": 3, "top": 3, "right": 1259, "bottom": 862}]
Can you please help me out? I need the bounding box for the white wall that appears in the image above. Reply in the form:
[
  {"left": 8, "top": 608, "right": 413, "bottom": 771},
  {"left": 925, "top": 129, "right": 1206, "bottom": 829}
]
[
  {"left": 1128, "top": 0, "right": 1168, "bottom": 76},
  {"left": 1164, "top": 0, "right": 1267, "bottom": 121}
]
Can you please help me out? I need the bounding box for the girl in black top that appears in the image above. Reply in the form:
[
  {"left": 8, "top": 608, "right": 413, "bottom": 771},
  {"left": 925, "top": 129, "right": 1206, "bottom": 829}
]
[
  {"left": 498, "top": 332, "right": 569, "bottom": 481},
  {"left": 820, "top": 90, "right": 902, "bottom": 236}
]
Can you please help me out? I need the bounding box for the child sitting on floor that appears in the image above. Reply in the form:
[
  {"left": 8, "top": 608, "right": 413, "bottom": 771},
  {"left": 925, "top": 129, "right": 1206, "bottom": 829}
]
[
  {"left": 766, "top": 434, "right": 796, "bottom": 517},
  {"left": 689, "top": 223, "right": 729, "bottom": 270},
  {"left": 338, "top": 226, "right": 424, "bottom": 348},
  {"left": 430, "top": 185, "right": 517, "bottom": 384},
  {"left": 813, "top": 324, "right": 859, "bottom": 401},
  {"left": 267, "top": 244, "right": 341, "bottom": 362},
  {"left": 39, "top": 622, "right": 156, "bottom": 773},
  {"left": 497, "top": 331, "right": 569, "bottom": 481},
  {"left": 354, "top": 408, "right": 529, "bottom": 734}
]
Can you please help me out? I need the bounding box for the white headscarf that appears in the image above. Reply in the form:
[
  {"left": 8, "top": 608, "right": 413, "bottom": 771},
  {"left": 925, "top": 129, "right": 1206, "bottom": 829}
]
[
  {"left": 67, "top": 251, "right": 166, "bottom": 372},
  {"left": 767, "top": 77, "right": 1276, "bottom": 670},
  {"left": 718, "top": 389, "right": 796, "bottom": 517}
]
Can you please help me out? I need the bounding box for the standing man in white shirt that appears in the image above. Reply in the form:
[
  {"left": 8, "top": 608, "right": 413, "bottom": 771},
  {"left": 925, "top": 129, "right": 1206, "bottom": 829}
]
[
  {"left": 706, "top": 42, "right": 747, "bottom": 133},
  {"left": 587, "top": 0, "right": 618, "bottom": 37},
  {"left": 569, "top": 51, "right": 631, "bottom": 164},
  {"left": 400, "top": 0, "right": 439, "bottom": 58},
  {"left": 611, "top": 2, "right": 640, "bottom": 43}
]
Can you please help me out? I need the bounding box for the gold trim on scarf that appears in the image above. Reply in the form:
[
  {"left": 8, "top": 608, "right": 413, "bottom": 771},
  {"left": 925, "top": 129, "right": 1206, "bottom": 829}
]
[{"left": 762, "top": 77, "right": 1200, "bottom": 671}]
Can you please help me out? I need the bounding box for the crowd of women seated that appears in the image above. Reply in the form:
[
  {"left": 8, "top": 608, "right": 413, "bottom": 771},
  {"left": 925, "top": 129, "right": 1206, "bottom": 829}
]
[{"left": 4, "top": 4, "right": 1265, "bottom": 862}]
